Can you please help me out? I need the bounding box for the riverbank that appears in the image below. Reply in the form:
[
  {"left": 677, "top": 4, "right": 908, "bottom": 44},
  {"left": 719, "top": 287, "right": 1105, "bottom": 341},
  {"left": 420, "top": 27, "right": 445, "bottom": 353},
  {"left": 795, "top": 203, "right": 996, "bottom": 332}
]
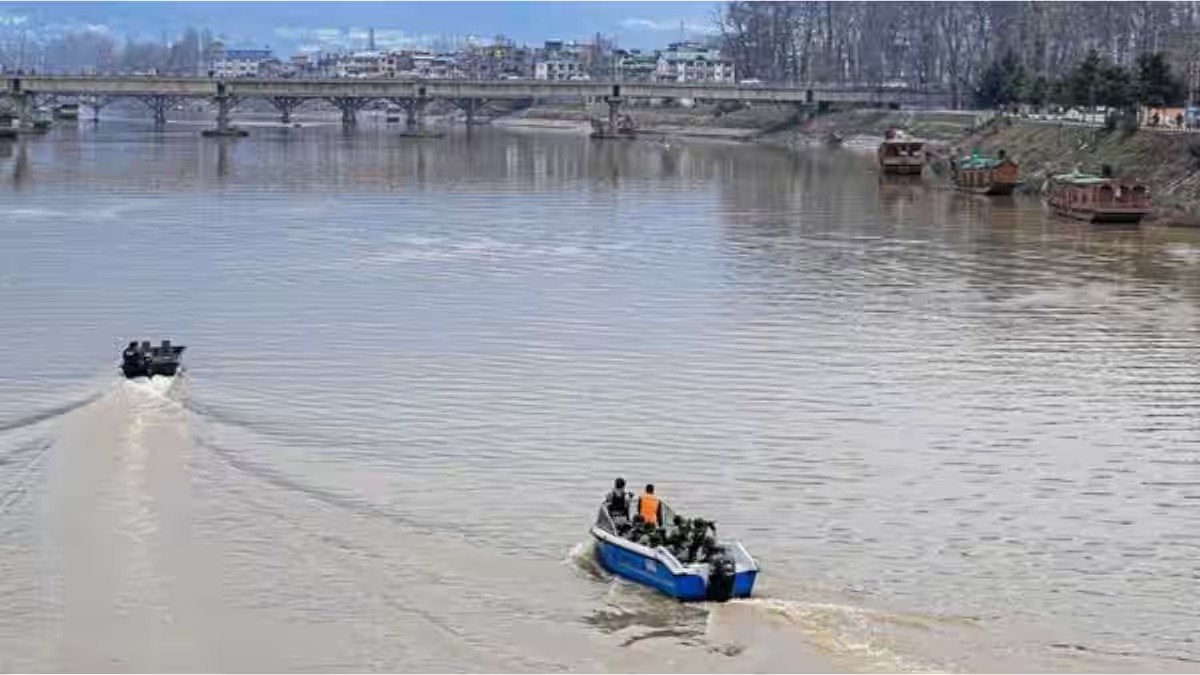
[
  {"left": 951, "top": 118, "right": 1200, "bottom": 226},
  {"left": 760, "top": 108, "right": 1200, "bottom": 226},
  {"left": 506, "top": 102, "right": 796, "bottom": 141}
]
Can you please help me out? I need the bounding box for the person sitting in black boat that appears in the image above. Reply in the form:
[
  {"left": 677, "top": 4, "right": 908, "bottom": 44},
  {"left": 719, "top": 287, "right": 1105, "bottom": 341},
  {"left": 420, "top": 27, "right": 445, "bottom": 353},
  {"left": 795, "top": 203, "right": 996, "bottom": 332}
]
[{"left": 121, "top": 341, "right": 147, "bottom": 378}]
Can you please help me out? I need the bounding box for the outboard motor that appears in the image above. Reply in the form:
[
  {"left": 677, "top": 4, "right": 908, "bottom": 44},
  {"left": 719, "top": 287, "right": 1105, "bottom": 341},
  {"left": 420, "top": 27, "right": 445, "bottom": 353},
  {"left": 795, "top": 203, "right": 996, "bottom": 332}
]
[{"left": 705, "top": 548, "right": 737, "bottom": 602}]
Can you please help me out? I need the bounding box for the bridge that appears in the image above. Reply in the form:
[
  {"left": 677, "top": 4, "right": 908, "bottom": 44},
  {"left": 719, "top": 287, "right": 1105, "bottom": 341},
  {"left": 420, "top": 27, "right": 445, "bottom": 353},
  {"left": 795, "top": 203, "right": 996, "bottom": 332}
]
[{"left": 3, "top": 75, "right": 950, "bottom": 135}]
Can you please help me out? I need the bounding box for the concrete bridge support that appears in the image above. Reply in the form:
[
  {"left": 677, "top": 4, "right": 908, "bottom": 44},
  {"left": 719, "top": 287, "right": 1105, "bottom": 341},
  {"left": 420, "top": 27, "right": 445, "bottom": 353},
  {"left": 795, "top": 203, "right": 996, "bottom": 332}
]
[
  {"left": 592, "top": 95, "right": 631, "bottom": 137},
  {"left": 450, "top": 98, "right": 487, "bottom": 127},
  {"left": 329, "top": 97, "right": 369, "bottom": 127},
  {"left": 214, "top": 94, "right": 239, "bottom": 133},
  {"left": 388, "top": 97, "right": 431, "bottom": 135},
  {"left": 606, "top": 95, "right": 622, "bottom": 135},
  {"left": 137, "top": 94, "right": 181, "bottom": 127},
  {"left": 268, "top": 96, "right": 304, "bottom": 124},
  {"left": 14, "top": 92, "right": 31, "bottom": 129},
  {"left": 83, "top": 95, "right": 113, "bottom": 122}
]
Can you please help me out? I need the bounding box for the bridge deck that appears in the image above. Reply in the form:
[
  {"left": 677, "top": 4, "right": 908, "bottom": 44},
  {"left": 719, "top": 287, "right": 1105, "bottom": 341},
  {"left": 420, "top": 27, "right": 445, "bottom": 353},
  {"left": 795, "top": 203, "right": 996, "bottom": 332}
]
[{"left": 5, "top": 76, "right": 947, "bottom": 106}]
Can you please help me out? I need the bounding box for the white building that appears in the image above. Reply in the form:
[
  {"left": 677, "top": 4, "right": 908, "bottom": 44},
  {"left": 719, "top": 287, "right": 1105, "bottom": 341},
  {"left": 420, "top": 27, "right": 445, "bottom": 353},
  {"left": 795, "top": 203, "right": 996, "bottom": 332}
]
[
  {"left": 211, "top": 48, "right": 274, "bottom": 78},
  {"left": 655, "top": 42, "right": 734, "bottom": 83},
  {"left": 339, "top": 51, "right": 394, "bottom": 78},
  {"left": 533, "top": 40, "right": 586, "bottom": 81},
  {"left": 534, "top": 57, "right": 584, "bottom": 80}
]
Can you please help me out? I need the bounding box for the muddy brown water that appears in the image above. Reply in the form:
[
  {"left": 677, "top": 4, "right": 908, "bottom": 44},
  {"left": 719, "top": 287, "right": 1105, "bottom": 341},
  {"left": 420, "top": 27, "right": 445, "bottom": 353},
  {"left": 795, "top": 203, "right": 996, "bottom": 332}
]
[{"left": 0, "top": 117, "right": 1197, "bottom": 672}]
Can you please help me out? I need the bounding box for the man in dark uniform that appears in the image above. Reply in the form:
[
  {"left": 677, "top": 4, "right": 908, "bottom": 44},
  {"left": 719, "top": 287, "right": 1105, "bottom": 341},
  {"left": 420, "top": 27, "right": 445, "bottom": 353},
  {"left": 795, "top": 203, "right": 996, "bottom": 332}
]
[
  {"left": 645, "top": 524, "right": 667, "bottom": 549},
  {"left": 604, "top": 477, "right": 632, "bottom": 523},
  {"left": 627, "top": 514, "right": 648, "bottom": 544},
  {"left": 667, "top": 515, "right": 692, "bottom": 559},
  {"left": 687, "top": 518, "right": 717, "bottom": 563}
]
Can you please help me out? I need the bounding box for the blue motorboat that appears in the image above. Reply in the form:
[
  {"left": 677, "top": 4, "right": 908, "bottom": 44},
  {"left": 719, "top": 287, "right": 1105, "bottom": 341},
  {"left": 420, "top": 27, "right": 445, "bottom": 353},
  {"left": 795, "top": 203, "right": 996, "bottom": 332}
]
[{"left": 590, "top": 503, "right": 758, "bottom": 602}]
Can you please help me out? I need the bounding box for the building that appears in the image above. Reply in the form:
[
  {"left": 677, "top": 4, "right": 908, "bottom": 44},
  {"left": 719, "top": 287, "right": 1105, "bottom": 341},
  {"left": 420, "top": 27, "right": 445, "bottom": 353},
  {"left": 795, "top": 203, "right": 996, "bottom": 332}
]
[
  {"left": 391, "top": 50, "right": 461, "bottom": 79},
  {"left": 210, "top": 47, "right": 274, "bottom": 78},
  {"left": 615, "top": 49, "right": 658, "bottom": 82},
  {"left": 463, "top": 37, "right": 534, "bottom": 79},
  {"left": 340, "top": 51, "right": 393, "bottom": 78},
  {"left": 289, "top": 53, "right": 316, "bottom": 77},
  {"left": 655, "top": 41, "right": 734, "bottom": 83},
  {"left": 534, "top": 40, "right": 584, "bottom": 81}
]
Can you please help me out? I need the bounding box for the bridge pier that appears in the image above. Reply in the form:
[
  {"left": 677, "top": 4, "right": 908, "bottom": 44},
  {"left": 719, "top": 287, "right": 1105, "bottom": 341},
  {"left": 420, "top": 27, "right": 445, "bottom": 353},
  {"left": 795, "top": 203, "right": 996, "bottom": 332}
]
[
  {"left": 388, "top": 97, "right": 437, "bottom": 137},
  {"left": 137, "top": 94, "right": 180, "bottom": 128},
  {"left": 15, "top": 92, "right": 31, "bottom": 129},
  {"left": 202, "top": 86, "right": 246, "bottom": 137},
  {"left": 268, "top": 96, "right": 304, "bottom": 125},
  {"left": 82, "top": 95, "right": 113, "bottom": 123},
  {"left": 216, "top": 94, "right": 238, "bottom": 131},
  {"left": 592, "top": 95, "right": 633, "bottom": 139},
  {"left": 450, "top": 98, "right": 487, "bottom": 127},
  {"left": 329, "top": 97, "right": 368, "bottom": 127}
]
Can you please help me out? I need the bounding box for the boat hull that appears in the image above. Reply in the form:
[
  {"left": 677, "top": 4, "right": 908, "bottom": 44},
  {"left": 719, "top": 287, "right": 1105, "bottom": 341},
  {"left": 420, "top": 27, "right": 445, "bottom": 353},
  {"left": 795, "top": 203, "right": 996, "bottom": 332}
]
[
  {"left": 591, "top": 528, "right": 756, "bottom": 601},
  {"left": 880, "top": 161, "right": 923, "bottom": 176},
  {"left": 1051, "top": 205, "right": 1149, "bottom": 224},
  {"left": 958, "top": 181, "right": 1020, "bottom": 196}
]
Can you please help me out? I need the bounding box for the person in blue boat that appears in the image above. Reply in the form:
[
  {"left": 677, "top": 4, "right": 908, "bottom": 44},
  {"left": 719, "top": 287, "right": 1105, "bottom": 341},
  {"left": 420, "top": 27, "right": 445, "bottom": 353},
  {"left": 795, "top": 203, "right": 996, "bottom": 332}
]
[
  {"left": 637, "top": 484, "right": 663, "bottom": 527},
  {"left": 627, "top": 514, "right": 649, "bottom": 544},
  {"left": 686, "top": 517, "right": 718, "bottom": 563},
  {"left": 667, "top": 515, "right": 692, "bottom": 558},
  {"left": 604, "top": 477, "right": 632, "bottom": 525}
]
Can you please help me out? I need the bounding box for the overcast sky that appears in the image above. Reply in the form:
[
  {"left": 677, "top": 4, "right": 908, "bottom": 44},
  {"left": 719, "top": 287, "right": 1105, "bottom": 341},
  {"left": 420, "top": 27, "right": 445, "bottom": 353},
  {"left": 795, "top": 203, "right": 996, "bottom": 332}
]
[{"left": 0, "top": 2, "right": 723, "bottom": 52}]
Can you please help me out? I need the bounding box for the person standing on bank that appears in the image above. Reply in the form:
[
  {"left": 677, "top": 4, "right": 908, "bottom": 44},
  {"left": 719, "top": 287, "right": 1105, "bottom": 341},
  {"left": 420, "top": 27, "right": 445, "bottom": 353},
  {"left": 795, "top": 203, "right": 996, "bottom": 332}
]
[{"left": 637, "top": 484, "right": 663, "bottom": 527}]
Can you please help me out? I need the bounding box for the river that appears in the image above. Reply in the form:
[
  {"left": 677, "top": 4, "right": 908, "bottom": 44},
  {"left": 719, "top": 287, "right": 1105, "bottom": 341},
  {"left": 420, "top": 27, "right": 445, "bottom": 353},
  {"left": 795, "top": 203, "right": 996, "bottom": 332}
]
[{"left": 0, "top": 116, "right": 1197, "bottom": 672}]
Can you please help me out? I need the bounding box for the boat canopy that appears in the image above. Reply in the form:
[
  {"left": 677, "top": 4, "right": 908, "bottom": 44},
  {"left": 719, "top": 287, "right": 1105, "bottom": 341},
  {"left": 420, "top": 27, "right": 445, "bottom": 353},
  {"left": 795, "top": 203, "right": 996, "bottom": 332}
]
[
  {"left": 1052, "top": 171, "right": 1111, "bottom": 185},
  {"left": 958, "top": 156, "right": 1012, "bottom": 169}
]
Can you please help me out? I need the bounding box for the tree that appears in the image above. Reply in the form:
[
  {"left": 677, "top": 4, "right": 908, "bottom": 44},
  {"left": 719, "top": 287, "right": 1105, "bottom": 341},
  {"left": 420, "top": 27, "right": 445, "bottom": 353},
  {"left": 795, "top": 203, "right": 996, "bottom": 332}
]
[
  {"left": 976, "top": 59, "right": 1008, "bottom": 107},
  {"left": 1025, "top": 75, "right": 1050, "bottom": 107},
  {"left": 1134, "top": 51, "right": 1185, "bottom": 107},
  {"left": 1099, "top": 61, "right": 1135, "bottom": 109},
  {"left": 976, "top": 51, "right": 1026, "bottom": 107},
  {"left": 1067, "top": 49, "right": 1104, "bottom": 108}
]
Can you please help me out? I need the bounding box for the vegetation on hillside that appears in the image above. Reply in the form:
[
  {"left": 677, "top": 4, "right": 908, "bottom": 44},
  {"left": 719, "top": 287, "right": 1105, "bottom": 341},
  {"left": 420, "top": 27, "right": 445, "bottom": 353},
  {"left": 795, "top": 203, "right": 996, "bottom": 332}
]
[
  {"left": 719, "top": 2, "right": 1200, "bottom": 108},
  {"left": 975, "top": 49, "right": 1186, "bottom": 110}
]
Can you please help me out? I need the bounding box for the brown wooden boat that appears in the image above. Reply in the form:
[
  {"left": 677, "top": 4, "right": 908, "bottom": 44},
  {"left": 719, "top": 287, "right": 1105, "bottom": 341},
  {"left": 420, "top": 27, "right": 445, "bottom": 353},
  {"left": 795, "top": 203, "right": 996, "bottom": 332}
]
[
  {"left": 1047, "top": 169, "right": 1151, "bottom": 224},
  {"left": 952, "top": 150, "right": 1021, "bottom": 195},
  {"left": 877, "top": 129, "right": 926, "bottom": 175}
]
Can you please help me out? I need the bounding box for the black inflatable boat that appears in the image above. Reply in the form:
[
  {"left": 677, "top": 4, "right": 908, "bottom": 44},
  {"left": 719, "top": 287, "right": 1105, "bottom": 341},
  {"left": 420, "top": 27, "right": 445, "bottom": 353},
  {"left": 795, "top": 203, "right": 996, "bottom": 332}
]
[{"left": 121, "top": 339, "right": 186, "bottom": 379}]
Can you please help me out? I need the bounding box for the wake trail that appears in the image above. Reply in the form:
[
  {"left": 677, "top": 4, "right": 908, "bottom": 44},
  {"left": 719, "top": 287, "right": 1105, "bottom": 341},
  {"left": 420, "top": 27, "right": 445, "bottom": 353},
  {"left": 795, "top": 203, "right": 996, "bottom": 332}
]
[
  {"left": 0, "top": 392, "right": 103, "bottom": 434},
  {"left": 0, "top": 437, "right": 54, "bottom": 515},
  {"left": 193, "top": 434, "right": 474, "bottom": 540}
]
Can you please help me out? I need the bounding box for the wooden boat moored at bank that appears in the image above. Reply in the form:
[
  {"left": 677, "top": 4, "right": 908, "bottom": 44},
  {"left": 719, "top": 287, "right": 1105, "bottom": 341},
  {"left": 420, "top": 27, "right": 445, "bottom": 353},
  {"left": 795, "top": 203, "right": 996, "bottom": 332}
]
[
  {"left": 1047, "top": 168, "right": 1151, "bottom": 224},
  {"left": 952, "top": 150, "right": 1021, "bottom": 195},
  {"left": 878, "top": 129, "right": 926, "bottom": 175}
]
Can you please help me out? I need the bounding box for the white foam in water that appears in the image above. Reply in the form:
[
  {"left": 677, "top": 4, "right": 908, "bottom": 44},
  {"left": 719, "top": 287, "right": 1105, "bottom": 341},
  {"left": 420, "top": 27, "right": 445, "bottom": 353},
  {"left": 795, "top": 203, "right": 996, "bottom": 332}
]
[
  {"left": 563, "top": 540, "right": 610, "bottom": 581},
  {"left": 717, "top": 597, "right": 946, "bottom": 673},
  {"left": 117, "top": 376, "right": 186, "bottom": 409}
]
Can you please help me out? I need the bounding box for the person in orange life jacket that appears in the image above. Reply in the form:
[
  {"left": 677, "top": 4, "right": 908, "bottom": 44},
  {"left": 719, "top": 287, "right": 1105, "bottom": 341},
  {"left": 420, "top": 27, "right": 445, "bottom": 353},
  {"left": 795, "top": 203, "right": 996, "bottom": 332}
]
[{"left": 637, "top": 484, "right": 663, "bottom": 527}]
